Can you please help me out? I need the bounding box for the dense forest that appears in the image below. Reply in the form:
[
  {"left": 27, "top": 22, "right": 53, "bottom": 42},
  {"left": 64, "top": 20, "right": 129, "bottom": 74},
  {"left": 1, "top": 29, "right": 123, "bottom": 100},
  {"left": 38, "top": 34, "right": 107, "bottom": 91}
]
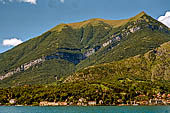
[{"left": 0, "top": 80, "right": 170, "bottom": 106}]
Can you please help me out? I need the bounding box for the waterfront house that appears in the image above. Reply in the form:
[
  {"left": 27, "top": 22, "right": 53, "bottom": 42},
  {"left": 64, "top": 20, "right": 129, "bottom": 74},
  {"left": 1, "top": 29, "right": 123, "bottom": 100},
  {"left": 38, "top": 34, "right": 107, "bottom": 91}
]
[
  {"left": 57, "top": 102, "right": 67, "bottom": 106},
  {"left": 88, "top": 101, "right": 96, "bottom": 106},
  {"left": 77, "top": 98, "right": 86, "bottom": 106},
  {"left": 48, "top": 102, "right": 58, "bottom": 106},
  {"left": 39, "top": 101, "right": 48, "bottom": 106},
  {"left": 79, "top": 98, "right": 86, "bottom": 103},
  {"left": 149, "top": 99, "right": 164, "bottom": 105},
  {"left": 149, "top": 99, "right": 157, "bottom": 105},
  {"left": 137, "top": 101, "right": 148, "bottom": 105},
  {"left": 39, "top": 101, "right": 67, "bottom": 106},
  {"left": 39, "top": 101, "right": 58, "bottom": 106},
  {"left": 9, "top": 99, "right": 17, "bottom": 104},
  {"left": 77, "top": 102, "right": 86, "bottom": 106}
]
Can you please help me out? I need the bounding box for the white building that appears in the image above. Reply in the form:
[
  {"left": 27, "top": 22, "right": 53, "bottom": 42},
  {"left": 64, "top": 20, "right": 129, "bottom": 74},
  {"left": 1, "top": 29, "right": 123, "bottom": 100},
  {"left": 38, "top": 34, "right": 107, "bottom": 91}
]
[{"left": 9, "top": 99, "right": 17, "bottom": 104}]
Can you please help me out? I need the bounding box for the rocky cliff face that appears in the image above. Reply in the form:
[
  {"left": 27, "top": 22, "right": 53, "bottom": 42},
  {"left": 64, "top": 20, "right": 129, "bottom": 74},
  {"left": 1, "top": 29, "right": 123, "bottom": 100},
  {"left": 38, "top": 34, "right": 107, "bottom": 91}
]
[
  {"left": 81, "top": 14, "right": 170, "bottom": 58},
  {"left": 0, "top": 58, "right": 45, "bottom": 80},
  {"left": 0, "top": 51, "right": 86, "bottom": 80},
  {"left": 45, "top": 52, "right": 86, "bottom": 65}
]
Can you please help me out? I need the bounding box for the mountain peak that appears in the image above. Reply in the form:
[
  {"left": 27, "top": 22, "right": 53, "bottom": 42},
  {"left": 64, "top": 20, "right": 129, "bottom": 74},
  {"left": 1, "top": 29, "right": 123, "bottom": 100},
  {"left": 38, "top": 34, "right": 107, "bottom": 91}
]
[
  {"left": 139, "top": 11, "right": 147, "bottom": 15},
  {"left": 129, "top": 11, "right": 149, "bottom": 21},
  {"left": 137, "top": 11, "right": 148, "bottom": 17}
]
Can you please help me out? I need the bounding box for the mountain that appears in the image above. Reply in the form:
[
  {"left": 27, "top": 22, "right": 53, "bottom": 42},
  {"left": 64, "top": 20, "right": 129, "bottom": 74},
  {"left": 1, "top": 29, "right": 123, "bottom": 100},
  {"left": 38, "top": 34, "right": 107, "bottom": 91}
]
[
  {"left": 0, "top": 11, "right": 170, "bottom": 87},
  {"left": 64, "top": 41, "right": 170, "bottom": 83}
]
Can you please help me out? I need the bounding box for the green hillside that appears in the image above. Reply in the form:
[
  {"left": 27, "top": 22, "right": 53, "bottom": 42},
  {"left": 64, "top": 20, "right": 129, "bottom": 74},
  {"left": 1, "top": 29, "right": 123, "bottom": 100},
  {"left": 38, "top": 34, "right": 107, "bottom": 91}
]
[
  {"left": 0, "top": 11, "right": 170, "bottom": 87},
  {"left": 65, "top": 41, "right": 170, "bottom": 82}
]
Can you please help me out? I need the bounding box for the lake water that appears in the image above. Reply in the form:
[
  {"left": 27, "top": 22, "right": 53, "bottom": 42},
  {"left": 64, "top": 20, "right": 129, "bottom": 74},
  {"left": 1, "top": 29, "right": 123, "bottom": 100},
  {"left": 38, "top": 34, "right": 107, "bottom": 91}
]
[{"left": 0, "top": 106, "right": 170, "bottom": 113}]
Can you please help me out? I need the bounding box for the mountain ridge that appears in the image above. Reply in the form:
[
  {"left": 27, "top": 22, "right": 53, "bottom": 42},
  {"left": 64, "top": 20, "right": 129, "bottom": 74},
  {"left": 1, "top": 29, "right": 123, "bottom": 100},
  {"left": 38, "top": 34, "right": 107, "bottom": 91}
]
[
  {"left": 50, "top": 11, "right": 168, "bottom": 29},
  {"left": 50, "top": 11, "right": 150, "bottom": 29},
  {"left": 0, "top": 11, "right": 170, "bottom": 87}
]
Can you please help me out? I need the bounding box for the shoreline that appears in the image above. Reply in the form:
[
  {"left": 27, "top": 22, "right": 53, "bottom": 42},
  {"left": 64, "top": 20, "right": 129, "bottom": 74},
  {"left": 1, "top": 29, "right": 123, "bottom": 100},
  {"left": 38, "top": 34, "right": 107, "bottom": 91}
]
[{"left": 0, "top": 104, "right": 170, "bottom": 107}]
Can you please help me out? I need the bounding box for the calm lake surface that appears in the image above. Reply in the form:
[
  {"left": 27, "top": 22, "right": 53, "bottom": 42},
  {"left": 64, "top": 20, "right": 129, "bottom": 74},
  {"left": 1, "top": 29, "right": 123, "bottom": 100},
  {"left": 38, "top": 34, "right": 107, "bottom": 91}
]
[{"left": 0, "top": 106, "right": 170, "bottom": 113}]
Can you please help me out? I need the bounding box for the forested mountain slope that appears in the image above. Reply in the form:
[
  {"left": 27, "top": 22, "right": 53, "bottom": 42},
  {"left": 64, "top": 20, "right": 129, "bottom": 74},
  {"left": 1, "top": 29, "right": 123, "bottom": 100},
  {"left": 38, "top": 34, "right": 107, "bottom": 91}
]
[
  {"left": 0, "top": 12, "right": 170, "bottom": 87},
  {"left": 65, "top": 41, "right": 170, "bottom": 83}
]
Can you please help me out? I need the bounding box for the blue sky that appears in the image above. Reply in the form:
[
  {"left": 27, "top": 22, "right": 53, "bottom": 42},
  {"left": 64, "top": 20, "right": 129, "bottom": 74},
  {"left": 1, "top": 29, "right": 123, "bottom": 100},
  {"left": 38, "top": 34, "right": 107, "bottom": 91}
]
[{"left": 0, "top": 0, "right": 170, "bottom": 53}]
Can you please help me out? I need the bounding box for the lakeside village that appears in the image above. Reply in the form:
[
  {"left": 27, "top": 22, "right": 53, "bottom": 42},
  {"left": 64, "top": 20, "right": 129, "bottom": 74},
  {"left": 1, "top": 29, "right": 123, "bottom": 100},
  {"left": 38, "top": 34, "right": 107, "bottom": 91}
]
[{"left": 2, "top": 93, "right": 170, "bottom": 106}]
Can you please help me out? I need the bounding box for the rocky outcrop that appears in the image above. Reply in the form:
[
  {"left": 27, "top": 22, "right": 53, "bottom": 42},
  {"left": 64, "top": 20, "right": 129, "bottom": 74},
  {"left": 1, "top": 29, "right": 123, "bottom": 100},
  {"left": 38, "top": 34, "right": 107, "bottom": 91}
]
[
  {"left": 45, "top": 52, "right": 86, "bottom": 65},
  {"left": 84, "top": 46, "right": 101, "bottom": 57},
  {"left": 0, "top": 58, "right": 45, "bottom": 80},
  {"left": 101, "top": 19, "right": 170, "bottom": 51},
  {"left": 84, "top": 48, "right": 95, "bottom": 57},
  {"left": 84, "top": 24, "right": 142, "bottom": 57},
  {"left": 129, "top": 27, "right": 141, "bottom": 33},
  {"left": 0, "top": 51, "right": 86, "bottom": 80}
]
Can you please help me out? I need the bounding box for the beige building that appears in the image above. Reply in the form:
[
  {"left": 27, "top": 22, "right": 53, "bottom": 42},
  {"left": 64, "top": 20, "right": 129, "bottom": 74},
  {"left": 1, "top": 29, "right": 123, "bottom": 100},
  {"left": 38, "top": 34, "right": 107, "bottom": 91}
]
[
  {"left": 88, "top": 101, "right": 96, "bottom": 106},
  {"left": 57, "top": 102, "right": 67, "bottom": 106},
  {"left": 39, "top": 101, "right": 58, "bottom": 106}
]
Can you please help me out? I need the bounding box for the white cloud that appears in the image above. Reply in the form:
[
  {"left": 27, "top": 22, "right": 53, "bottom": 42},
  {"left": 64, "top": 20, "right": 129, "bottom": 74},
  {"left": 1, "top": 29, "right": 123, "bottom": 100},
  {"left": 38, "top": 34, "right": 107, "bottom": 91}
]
[
  {"left": 60, "top": 0, "right": 64, "bottom": 3},
  {"left": 0, "top": 0, "right": 37, "bottom": 4},
  {"left": 2, "top": 38, "right": 23, "bottom": 46},
  {"left": 158, "top": 11, "right": 170, "bottom": 28},
  {"left": 17, "top": 0, "right": 37, "bottom": 4}
]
